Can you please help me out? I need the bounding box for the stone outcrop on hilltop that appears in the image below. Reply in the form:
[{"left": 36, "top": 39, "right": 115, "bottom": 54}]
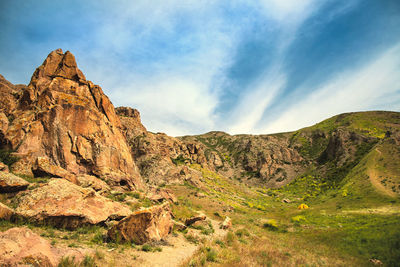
[{"left": 0, "top": 49, "right": 143, "bottom": 189}]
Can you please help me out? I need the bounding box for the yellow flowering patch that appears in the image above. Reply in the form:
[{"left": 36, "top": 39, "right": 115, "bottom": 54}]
[{"left": 298, "top": 203, "right": 309, "bottom": 210}]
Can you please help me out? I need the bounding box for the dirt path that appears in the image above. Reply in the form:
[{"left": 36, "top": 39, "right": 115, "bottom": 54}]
[
  {"left": 368, "top": 148, "right": 397, "bottom": 198},
  {"left": 133, "top": 219, "right": 227, "bottom": 267}
]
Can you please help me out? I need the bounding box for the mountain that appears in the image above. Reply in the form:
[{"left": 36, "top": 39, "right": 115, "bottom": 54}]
[{"left": 0, "top": 50, "right": 399, "bottom": 266}]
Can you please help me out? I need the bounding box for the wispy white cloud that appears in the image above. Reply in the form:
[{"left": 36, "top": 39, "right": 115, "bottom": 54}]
[{"left": 260, "top": 43, "right": 400, "bottom": 134}]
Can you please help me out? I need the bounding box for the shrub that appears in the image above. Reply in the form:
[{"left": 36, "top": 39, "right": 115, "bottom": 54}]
[
  {"left": 206, "top": 247, "right": 217, "bottom": 262},
  {"left": 263, "top": 219, "right": 278, "bottom": 231},
  {"left": 291, "top": 215, "right": 307, "bottom": 225},
  {"left": 0, "top": 149, "right": 19, "bottom": 167},
  {"left": 141, "top": 244, "right": 153, "bottom": 252}
]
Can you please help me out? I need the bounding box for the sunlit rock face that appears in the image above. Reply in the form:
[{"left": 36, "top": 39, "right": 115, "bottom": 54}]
[{"left": 1, "top": 49, "right": 144, "bottom": 189}]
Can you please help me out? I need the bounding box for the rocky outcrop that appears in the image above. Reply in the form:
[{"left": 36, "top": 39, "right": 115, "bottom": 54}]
[
  {"left": 0, "top": 202, "right": 13, "bottom": 220},
  {"left": 0, "top": 161, "right": 9, "bottom": 172},
  {"left": 14, "top": 179, "right": 131, "bottom": 229},
  {"left": 0, "top": 49, "right": 143, "bottom": 189},
  {"left": 182, "top": 132, "right": 306, "bottom": 187},
  {"left": 107, "top": 202, "right": 173, "bottom": 244},
  {"left": 116, "top": 107, "right": 147, "bottom": 138},
  {"left": 0, "top": 227, "right": 89, "bottom": 267},
  {"left": 0, "top": 172, "right": 29, "bottom": 193}
]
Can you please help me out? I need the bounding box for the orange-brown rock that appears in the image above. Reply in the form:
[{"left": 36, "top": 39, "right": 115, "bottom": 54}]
[
  {"left": 0, "top": 202, "right": 13, "bottom": 220},
  {"left": 1, "top": 49, "right": 144, "bottom": 189},
  {"left": 32, "top": 156, "right": 78, "bottom": 184},
  {"left": 116, "top": 106, "right": 147, "bottom": 138},
  {"left": 107, "top": 202, "right": 173, "bottom": 244},
  {"left": 185, "top": 213, "right": 207, "bottom": 226},
  {"left": 147, "top": 188, "right": 178, "bottom": 204},
  {"left": 0, "top": 227, "right": 90, "bottom": 267},
  {"left": 15, "top": 179, "right": 131, "bottom": 229},
  {"left": 0, "top": 172, "right": 29, "bottom": 193},
  {"left": 76, "top": 174, "right": 110, "bottom": 194}
]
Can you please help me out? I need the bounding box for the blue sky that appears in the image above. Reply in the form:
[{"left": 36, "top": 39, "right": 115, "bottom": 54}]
[{"left": 1, "top": 0, "right": 399, "bottom": 136}]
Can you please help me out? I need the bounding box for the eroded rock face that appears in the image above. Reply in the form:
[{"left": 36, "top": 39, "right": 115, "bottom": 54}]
[
  {"left": 0, "top": 227, "right": 89, "bottom": 267},
  {"left": 1, "top": 49, "right": 143, "bottom": 189},
  {"left": 107, "top": 202, "right": 173, "bottom": 244},
  {"left": 15, "top": 179, "right": 131, "bottom": 229},
  {"left": 0, "top": 172, "right": 29, "bottom": 193}
]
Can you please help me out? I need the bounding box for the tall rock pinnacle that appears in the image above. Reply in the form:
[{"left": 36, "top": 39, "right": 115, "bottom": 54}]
[{"left": 2, "top": 49, "right": 144, "bottom": 189}]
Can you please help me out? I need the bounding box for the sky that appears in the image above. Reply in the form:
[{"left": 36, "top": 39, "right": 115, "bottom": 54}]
[{"left": 1, "top": 0, "right": 400, "bottom": 136}]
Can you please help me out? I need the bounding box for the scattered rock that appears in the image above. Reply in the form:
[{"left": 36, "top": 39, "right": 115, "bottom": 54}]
[
  {"left": 0, "top": 202, "right": 13, "bottom": 220},
  {"left": 0, "top": 227, "right": 89, "bottom": 267},
  {"left": 0, "top": 172, "right": 29, "bottom": 193},
  {"left": 185, "top": 213, "right": 207, "bottom": 226},
  {"left": 15, "top": 179, "right": 131, "bottom": 229},
  {"left": 108, "top": 202, "right": 173, "bottom": 244},
  {"left": 220, "top": 216, "right": 232, "bottom": 230},
  {"left": 282, "top": 198, "right": 291, "bottom": 203},
  {"left": 148, "top": 188, "right": 178, "bottom": 204}
]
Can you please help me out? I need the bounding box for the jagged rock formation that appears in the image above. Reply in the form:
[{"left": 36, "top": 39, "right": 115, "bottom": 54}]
[
  {"left": 0, "top": 49, "right": 143, "bottom": 189},
  {"left": 117, "top": 107, "right": 208, "bottom": 186}
]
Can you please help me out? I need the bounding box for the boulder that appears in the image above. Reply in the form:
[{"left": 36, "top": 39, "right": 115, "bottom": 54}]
[
  {"left": 15, "top": 179, "right": 131, "bottom": 229},
  {"left": 147, "top": 188, "right": 178, "bottom": 204},
  {"left": 220, "top": 216, "right": 232, "bottom": 230},
  {"left": 107, "top": 202, "right": 173, "bottom": 244},
  {"left": 1, "top": 49, "right": 144, "bottom": 189},
  {"left": 0, "top": 202, "right": 13, "bottom": 220},
  {"left": 173, "top": 220, "right": 187, "bottom": 231},
  {"left": 185, "top": 213, "right": 207, "bottom": 226},
  {"left": 0, "top": 172, "right": 29, "bottom": 193},
  {"left": 0, "top": 227, "right": 89, "bottom": 267}
]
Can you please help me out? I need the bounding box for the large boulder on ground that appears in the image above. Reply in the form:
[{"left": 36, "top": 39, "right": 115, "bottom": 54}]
[
  {"left": 14, "top": 179, "right": 131, "bottom": 229},
  {"left": 1, "top": 49, "right": 144, "bottom": 189},
  {"left": 0, "top": 227, "right": 89, "bottom": 267},
  {"left": 0, "top": 202, "right": 13, "bottom": 220},
  {"left": 107, "top": 202, "right": 173, "bottom": 244},
  {"left": 0, "top": 172, "right": 29, "bottom": 193},
  {"left": 185, "top": 213, "right": 207, "bottom": 226}
]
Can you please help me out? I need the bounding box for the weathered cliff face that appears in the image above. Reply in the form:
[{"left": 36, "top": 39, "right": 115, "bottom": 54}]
[
  {"left": 0, "top": 49, "right": 143, "bottom": 189},
  {"left": 116, "top": 107, "right": 208, "bottom": 186},
  {"left": 181, "top": 132, "right": 306, "bottom": 187}
]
